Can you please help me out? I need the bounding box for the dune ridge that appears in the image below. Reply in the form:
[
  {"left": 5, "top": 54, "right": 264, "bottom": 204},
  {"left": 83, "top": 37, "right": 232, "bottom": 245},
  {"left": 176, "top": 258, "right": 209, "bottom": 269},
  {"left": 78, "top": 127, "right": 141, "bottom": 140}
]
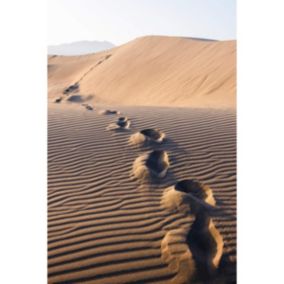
[{"left": 48, "top": 36, "right": 236, "bottom": 109}]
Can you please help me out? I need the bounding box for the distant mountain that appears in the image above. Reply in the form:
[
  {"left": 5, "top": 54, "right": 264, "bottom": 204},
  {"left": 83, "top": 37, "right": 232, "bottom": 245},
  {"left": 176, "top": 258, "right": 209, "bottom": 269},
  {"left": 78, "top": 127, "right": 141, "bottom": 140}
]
[{"left": 48, "top": 40, "right": 115, "bottom": 56}]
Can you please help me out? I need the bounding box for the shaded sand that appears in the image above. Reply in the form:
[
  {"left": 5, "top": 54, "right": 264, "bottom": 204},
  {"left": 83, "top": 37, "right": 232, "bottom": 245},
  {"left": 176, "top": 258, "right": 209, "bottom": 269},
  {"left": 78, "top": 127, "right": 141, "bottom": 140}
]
[
  {"left": 48, "top": 104, "right": 236, "bottom": 283},
  {"left": 129, "top": 128, "right": 166, "bottom": 146},
  {"left": 132, "top": 150, "right": 170, "bottom": 180},
  {"left": 161, "top": 179, "right": 216, "bottom": 214},
  {"left": 48, "top": 36, "right": 236, "bottom": 108},
  {"left": 107, "top": 117, "right": 131, "bottom": 131}
]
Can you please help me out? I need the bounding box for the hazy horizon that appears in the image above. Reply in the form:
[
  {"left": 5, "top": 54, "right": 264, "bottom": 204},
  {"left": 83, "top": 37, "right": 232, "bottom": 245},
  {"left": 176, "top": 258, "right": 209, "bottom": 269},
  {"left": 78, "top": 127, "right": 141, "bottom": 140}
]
[{"left": 48, "top": 0, "right": 236, "bottom": 46}]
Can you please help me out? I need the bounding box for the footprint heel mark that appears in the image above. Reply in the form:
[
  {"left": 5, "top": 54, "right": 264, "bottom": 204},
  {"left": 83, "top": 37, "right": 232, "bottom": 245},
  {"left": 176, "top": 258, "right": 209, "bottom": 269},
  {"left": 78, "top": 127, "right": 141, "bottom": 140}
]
[
  {"left": 132, "top": 150, "right": 170, "bottom": 181},
  {"left": 129, "top": 128, "right": 165, "bottom": 146}
]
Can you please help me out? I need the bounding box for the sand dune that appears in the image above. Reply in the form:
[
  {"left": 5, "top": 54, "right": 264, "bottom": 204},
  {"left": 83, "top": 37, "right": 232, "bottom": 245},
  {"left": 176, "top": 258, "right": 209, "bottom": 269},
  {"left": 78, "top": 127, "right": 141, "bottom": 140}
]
[
  {"left": 48, "top": 36, "right": 236, "bottom": 108},
  {"left": 48, "top": 35, "right": 236, "bottom": 283}
]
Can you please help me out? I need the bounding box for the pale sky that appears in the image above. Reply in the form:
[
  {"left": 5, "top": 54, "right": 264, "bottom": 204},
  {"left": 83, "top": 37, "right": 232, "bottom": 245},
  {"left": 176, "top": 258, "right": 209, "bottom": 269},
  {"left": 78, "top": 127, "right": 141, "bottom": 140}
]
[{"left": 48, "top": 0, "right": 236, "bottom": 45}]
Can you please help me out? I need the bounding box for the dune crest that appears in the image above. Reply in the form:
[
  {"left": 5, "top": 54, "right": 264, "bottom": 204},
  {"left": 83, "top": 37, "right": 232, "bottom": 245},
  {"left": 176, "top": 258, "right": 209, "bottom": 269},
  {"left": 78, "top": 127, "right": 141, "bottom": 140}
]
[{"left": 48, "top": 36, "right": 236, "bottom": 108}]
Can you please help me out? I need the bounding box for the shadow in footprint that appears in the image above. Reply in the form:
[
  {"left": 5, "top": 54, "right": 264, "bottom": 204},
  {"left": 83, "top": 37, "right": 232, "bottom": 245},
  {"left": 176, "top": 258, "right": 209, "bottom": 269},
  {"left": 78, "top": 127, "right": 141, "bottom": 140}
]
[
  {"left": 107, "top": 117, "right": 131, "bottom": 131},
  {"left": 186, "top": 210, "right": 223, "bottom": 282},
  {"left": 116, "top": 117, "right": 131, "bottom": 129},
  {"left": 132, "top": 150, "right": 170, "bottom": 182},
  {"left": 99, "top": 109, "right": 120, "bottom": 115},
  {"left": 81, "top": 103, "right": 94, "bottom": 111},
  {"left": 175, "top": 179, "right": 216, "bottom": 211},
  {"left": 53, "top": 97, "right": 62, "bottom": 103},
  {"left": 63, "top": 83, "right": 79, "bottom": 95},
  {"left": 161, "top": 179, "right": 224, "bottom": 283},
  {"left": 63, "top": 83, "right": 80, "bottom": 95},
  {"left": 129, "top": 128, "right": 165, "bottom": 146},
  {"left": 67, "top": 94, "right": 93, "bottom": 103},
  {"left": 161, "top": 179, "right": 216, "bottom": 214}
]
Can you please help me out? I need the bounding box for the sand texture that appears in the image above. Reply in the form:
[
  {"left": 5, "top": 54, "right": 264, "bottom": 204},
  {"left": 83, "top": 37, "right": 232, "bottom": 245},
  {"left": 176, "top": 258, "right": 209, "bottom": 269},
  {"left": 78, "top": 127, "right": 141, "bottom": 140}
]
[{"left": 48, "top": 36, "right": 236, "bottom": 283}]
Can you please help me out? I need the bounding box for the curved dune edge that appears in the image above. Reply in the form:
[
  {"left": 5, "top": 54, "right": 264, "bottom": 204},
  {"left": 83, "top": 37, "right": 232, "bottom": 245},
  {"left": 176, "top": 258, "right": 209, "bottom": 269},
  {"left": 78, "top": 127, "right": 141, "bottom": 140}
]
[
  {"left": 161, "top": 179, "right": 216, "bottom": 214},
  {"left": 129, "top": 129, "right": 166, "bottom": 146},
  {"left": 161, "top": 229, "right": 196, "bottom": 284},
  {"left": 48, "top": 36, "right": 236, "bottom": 108},
  {"left": 132, "top": 150, "right": 169, "bottom": 180}
]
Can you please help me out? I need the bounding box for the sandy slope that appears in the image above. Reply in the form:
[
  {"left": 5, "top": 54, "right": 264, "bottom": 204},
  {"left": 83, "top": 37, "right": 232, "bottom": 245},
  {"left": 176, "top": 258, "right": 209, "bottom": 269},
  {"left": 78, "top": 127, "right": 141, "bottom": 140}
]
[
  {"left": 48, "top": 36, "right": 236, "bottom": 108},
  {"left": 48, "top": 104, "right": 236, "bottom": 283}
]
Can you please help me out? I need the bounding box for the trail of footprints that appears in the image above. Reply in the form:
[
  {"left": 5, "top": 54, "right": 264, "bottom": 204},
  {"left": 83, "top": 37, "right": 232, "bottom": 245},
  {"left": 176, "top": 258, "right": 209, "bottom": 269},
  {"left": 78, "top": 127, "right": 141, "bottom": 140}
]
[
  {"left": 104, "top": 110, "right": 225, "bottom": 283},
  {"left": 52, "top": 99, "right": 225, "bottom": 283}
]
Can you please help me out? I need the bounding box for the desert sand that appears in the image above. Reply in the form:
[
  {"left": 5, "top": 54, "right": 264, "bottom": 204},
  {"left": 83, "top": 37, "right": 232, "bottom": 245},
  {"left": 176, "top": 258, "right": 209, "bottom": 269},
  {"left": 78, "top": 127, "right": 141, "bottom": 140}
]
[{"left": 48, "top": 36, "right": 236, "bottom": 283}]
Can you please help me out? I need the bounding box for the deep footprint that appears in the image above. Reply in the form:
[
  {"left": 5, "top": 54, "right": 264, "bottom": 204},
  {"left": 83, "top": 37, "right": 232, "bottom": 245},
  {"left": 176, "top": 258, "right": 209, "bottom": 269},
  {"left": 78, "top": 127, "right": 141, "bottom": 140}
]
[
  {"left": 107, "top": 117, "right": 131, "bottom": 130},
  {"left": 132, "top": 150, "right": 169, "bottom": 180},
  {"left": 63, "top": 83, "right": 79, "bottom": 95},
  {"left": 161, "top": 179, "right": 223, "bottom": 283},
  {"left": 186, "top": 210, "right": 224, "bottom": 281},
  {"left": 129, "top": 128, "right": 165, "bottom": 145},
  {"left": 99, "top": 109, "right": 120, "bottom": 115},
  {"left": 116, "top": 117, "right": 131, "bottom": 128},
  {"left": 81, "top": 103, "right": 94, "bottom": 111},
  {"left": 161, "top": 179, "right": 216, "bottom": 214},
  {"left": 53, "top": 97, "right": 62, "bottom": 103}
]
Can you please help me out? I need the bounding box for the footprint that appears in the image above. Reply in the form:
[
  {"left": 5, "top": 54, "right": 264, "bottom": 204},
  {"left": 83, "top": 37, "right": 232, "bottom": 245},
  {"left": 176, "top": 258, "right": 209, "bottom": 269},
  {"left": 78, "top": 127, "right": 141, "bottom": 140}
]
[
  {"left": 161, "top": 213, "right": 223, "bottom": 283},
  {"left": 107, "top": 117, "right": 131, "bottom": 130},
  {"left": 161, "top": 179, "right": 223, "bottom": 282},
  {"left": 81, "top": 103, "right": 94, "bottom": 111},
  {"left": 116, "top": 117, "right": 131, "bottom": 129},
  {"left": 161, "top": 179, "right": 216, "bottom": 214},
  {"left": 53, "top": 97, "right": 62, "bottom": 103},
  {"left": 186, "top": 210, "right": 224, "bottom": 280},
  {"left": 99, "top": 109, "right": 121, "bottom": 115},
  {"left": 63, "top": 83, "right": 79, "bottom": 95},
  {"left": 132, "top": 150, "right": 169, "bottom": 180},
  {"left": 129, "top": 128, "right": 165, "bottom": 145},
  {"left": 66, "top": 95, "right": 84, "bottom": 103}
]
